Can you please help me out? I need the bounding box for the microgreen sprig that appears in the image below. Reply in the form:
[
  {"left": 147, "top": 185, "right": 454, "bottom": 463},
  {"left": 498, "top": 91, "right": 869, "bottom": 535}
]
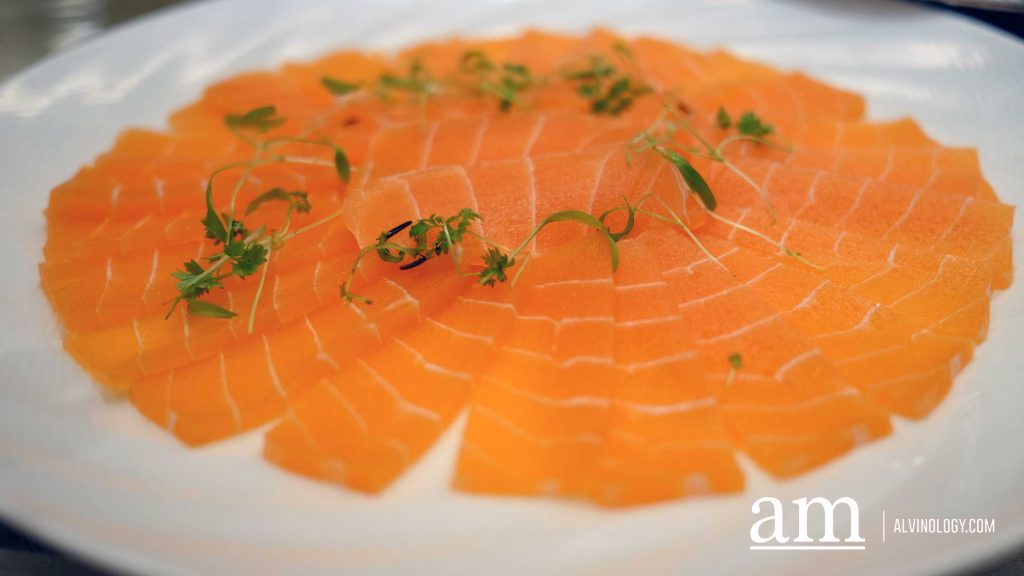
[
  {"left": 563, "top": 54, "right": 652, "bottom": 116},
  {"left": 627, "top": 105, "right": 821, "bottom": 271},
  {"left": 458, "top": 50, "right": 535, "bottom": 111},
  {"left": 630, "top": 105, "right": 788, "bottom": 221},
  {"left": 166, "top": 105, "right": 353, "bottom": 333},
  {"left": 341, "top": 209, "right": 481, "bottom": 304},
  {"left": 726, "top": 352, "right": 743, "bottom": 387},
  {"left": 341, "top": 199, "right": 638, "bottom": 304}
]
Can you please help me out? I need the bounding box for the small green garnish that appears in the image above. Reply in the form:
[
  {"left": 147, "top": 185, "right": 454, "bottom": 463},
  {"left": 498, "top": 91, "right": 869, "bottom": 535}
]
[
  {"left": 245, "top": 188, "right": 311, "bottom": 216},
  {"left": 716, "top": 106, "right": 732, "bottom": 129},
  {"left": 167, "top": 105, "right": 353, "bottom": 332},
  {"left": 563, "top": 55, "right": 651, "bottom": 116},
  {"left": 736, "top": 111, "right": 774, "bottom": 138},
  {"left": 186, "top": 298, "right": 237, "bottom": 319},
  {"left": 342, "top": 199, "right": 637, "bottom": 304},
  {"left": 726, "top": 352, "right": 743, "bottom": 387},
  {"left": 458, "top": 50, "right": 534, "bottom": 111},
  {"left": 662, "top": 148, "right": 716, "bottom": 211},
  {"left": 321, "top": 76, "right": 361, "bottom": 96},
  {"left": 225, "top": 105, "right": 286, "bottom": 133},
  {"left": 378, "top": 59, "right": 439, "bottom": 106},
  {"left": 333, "top": 147, "right": 351, "bottom": 184},
  {"left": 342, "top": 209, "right": 481, "bottom": 303},
  {"left": 478, "top": 247, "right": 515, "bottom": 287}
]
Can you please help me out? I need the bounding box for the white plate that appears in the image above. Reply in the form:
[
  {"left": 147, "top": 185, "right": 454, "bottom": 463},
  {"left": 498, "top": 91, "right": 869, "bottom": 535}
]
[{"left": 1, "top": 0, "right": 1023, "bottom": 574}]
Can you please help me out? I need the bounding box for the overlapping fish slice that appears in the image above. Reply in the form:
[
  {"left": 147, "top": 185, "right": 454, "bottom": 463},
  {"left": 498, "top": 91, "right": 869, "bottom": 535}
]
[{"left": 41, "top": 30, "right": 1013, "bottom": 508}]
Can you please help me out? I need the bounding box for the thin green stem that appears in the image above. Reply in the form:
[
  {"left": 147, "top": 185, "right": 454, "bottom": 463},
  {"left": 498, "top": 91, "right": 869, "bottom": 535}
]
[
  {"left": 281, "top": 207, "right": 345, "bottom": 241},
  {"left": 247, "top": 242, "right": 273, "bottom": 335},
  {"left": 642, "top": 196, "right": 727, "bottom": 271},
  {"left": 509, "top": 252, "right": 532, "bottom": 288},
  {"left": 704, "top": 210, "right": 824, "bottom": 271},
  {"left": 665, "top": 106, "right": 718, "bottom": 158},
  {"left": 180, "top": 254, "right": 231, "bottom": 292},
  {"left": 720, "top": 157, "right": 777, "bottom": 223}
]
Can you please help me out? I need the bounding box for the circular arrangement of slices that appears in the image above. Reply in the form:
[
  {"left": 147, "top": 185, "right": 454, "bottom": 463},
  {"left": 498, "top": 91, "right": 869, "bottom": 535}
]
[{"left": 40, "top": 30, "right": 1013, "bottom": 507}]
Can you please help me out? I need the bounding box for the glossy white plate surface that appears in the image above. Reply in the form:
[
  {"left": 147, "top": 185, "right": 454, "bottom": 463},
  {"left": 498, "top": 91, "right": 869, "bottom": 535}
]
[{"left": 0, "top": 0, "right": 1022, "bottom": 574}]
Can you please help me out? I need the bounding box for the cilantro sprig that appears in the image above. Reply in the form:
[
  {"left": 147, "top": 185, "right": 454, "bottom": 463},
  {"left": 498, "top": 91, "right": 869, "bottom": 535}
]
[
  {"left": 563, "top": 52, "right": 652, "bottom": 116},
  {"left": 716, "top": 106, "right": 774, "bottom": 138},
  {"left": 342, "top": 200, "right": 637, "bottom": 304},
  {"left": 458, "top": 50, "right": 534, "bottom": 111},
  {"left": 626, "top": 105, "right": 820, "bottom": 271},
  {"left": 166, "top": 105, "right": 354, "bottom": 333}
]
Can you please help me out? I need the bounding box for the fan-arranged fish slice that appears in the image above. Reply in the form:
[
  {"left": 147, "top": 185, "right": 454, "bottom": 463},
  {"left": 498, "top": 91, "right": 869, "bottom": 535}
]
[
  {"left": 41, "top": 30, "right": 1012, "bottom": 508},
  {"left": 676, "top": 236, "right": 974, "bottom": 418},
  {"left": 131, "top": 259, "right": 470, "bottom": 445}
]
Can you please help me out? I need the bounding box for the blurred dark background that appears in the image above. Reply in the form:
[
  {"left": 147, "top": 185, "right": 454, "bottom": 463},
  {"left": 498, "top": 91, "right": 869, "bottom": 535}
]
[{"left": 0, "top": 0, "right": 1021, "bottom": 574}]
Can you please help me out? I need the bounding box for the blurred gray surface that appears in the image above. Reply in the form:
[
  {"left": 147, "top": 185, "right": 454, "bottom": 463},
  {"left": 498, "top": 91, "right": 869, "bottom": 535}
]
[{"left": 0, "top": 1, "right": 1021, "bottom": 575}]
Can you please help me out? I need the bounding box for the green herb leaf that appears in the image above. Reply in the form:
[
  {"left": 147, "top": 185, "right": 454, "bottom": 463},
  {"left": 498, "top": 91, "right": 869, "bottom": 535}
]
[
  {"left": 564, "top": 55, "right": 649, "bottom": 117},
  {"left": 334, "top": 147, "right": 351, "bottom": 184},
  {"left": 599, "top": 197, "right": 637, "bottom": 242},
  {"left": 245, "top": 188, "right": 291, "bottom": 215},
  {"left": 200, "top": 178, "right": 229, "bottom": 244},
  {"left": 171, "top": 259, "right": 222, "bottom": 299},
  {"left": 378, "top": 59, "right": 438, "bottom": 102},
  {"left": 321, "top": 76, "right": 361, "bottom": 96},
  {"left": 479, "top": 247, "right": 515, "bottom": 287},
  {"left": 716, "top": 106, "right": 732, "bottom": 129},
  {"left": 562, "top": 56, "right": 615, "bottom": 81},
  {"left": 225, "top": 105, "right": 286, "bottom": 133},
  {"left": 663, "top": 149, "right": 716, "bottom": 211},
  {"left": 736, "top": 112, "right": 773, "bottom": 138},
  {"left": 186, "top": 298, "right": 238, "bottom": 319},
  {"left": 245, "top": 188, "right": 311, "bottom": 216},
  {"left": 460, "top": 50, "right": 533, "bottom": 111},
  {"left": 232, "top": 243, "right": 269, "bottom": 278},
  {"left": 459, "top": 50, "right": 494, "bottom": 74},
  {"left": 290, "top": 191, "right": 311, "bottom": 214},
  {"left": 374, "top": 231, "right": 406, "bottom": 263},
  {"left": 536, "top": 210, "right": 621, "bottom": 270},
  {"left": 728, "top": 352, "right": 743, "bottom": 369}
]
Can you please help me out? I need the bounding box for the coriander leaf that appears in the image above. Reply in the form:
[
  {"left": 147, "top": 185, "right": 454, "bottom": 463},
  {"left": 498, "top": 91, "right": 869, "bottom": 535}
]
[
  {"left": 408, "top": 217, "right": 437, "bottom": 241},
  {"left": 378, "top": 59, "right": 438, "bottom": 102},
  {"left": 459, "top": 50, "right": 494, "bottom": 74},
  {"left": 565, "top": 56, "right": 648, "bottom": 116},
  {"left": 334, "top": 147, "right": 351, "bottom": 184},
  {"left": 202, "top": 181, "right": 228, "bottom": 244},
  {"left": 290, "top": 191, "right": 311, "bottom": 214},
  {"left": 729, "top": 352, "right": 743, "bottom": 369},
  {"left": 562, "top": 56, "right": 615, "bottom": 81},
  {"left": 223, "top": 239, "right": 246, "bottom": 259},
  {"left": 225, "top": 105, "right": 286, "bottom": 133},
  {"left": 321, "top": 76, "right": 361, "bottom": 96},
  {"left": 232, "top": 243, "right": 268, "bottom": 278},
  {"left": 245, "top": 188, "right": 292, "bottom": 215},
  {"left": 171, "top": 259, "right": 222, "bottom": 298},
  {"left": 716, "top": 106, "right": 732, "bottom": 129},
  {"left": 183, "top": 259, "right": 204, "bottom": 276},
  {"left": 663, "top": 149, "right": 716, "bottom": 211},
  {"left": 479, "top": 247, "right": 515, "bottom": 287},
  {"left": 186, "top": 298, "right": 238, "bottom": 319},
  {"left": 736, "top": 112, "right": 773, "bottom": 138}
]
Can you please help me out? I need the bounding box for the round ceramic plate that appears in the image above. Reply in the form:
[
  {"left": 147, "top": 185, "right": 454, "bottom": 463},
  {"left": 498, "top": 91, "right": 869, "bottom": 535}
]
[{"left": 1, "top": 0, "right": 1022, "bottom": 574}]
